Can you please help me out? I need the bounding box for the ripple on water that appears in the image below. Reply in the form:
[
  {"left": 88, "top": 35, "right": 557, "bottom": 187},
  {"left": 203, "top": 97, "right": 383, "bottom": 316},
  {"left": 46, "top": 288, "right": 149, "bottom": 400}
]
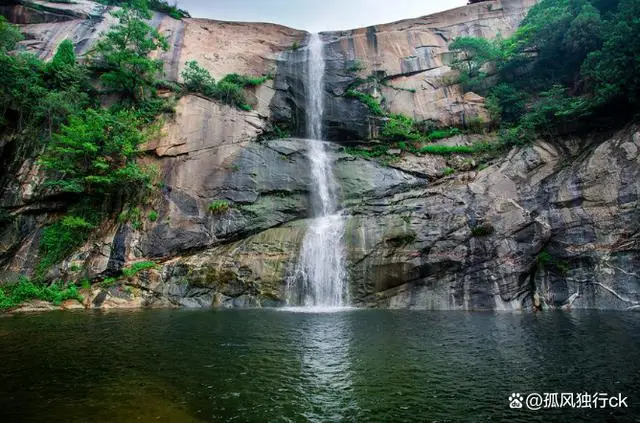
[
  {"left": 278, "top": 306, "right": 357, "bottom": 314},
  {"left": 0, "top": 310, "right": 638, "bottom": 422}
]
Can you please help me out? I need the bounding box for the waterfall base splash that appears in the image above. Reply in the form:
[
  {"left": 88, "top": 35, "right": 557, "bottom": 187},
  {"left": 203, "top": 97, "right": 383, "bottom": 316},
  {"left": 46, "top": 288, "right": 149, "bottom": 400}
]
[
  {"left": 287, "top": 213, "right": 348, "bottom": 308},
  {"left": 279, "top": 306, "right": 356, "bottom": 314}
]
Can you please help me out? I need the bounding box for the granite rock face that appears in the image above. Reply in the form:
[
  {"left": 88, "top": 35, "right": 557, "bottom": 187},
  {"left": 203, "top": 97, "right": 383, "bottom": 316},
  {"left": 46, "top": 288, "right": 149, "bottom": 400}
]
[
  {"left": 1, "top": 0, "right": 302, "bottom": 115},
  {"left": 2, "top": 0, "right": 639, "bottom": 312},
  {"left": 4, "top": 0, "right": 534, "bottom": 139},
  {"left": 6, "top": 124, "right": 638, "bottom": 312},
  {"left": 271, "top": 0, "right": 538, "bottom": 140}
]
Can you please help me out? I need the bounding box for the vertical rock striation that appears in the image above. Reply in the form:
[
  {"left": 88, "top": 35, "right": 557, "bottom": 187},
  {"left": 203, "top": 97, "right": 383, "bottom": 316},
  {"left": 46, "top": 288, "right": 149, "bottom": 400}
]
[{"left": 3, "top": 0, "right": 639, "bottom": 311}]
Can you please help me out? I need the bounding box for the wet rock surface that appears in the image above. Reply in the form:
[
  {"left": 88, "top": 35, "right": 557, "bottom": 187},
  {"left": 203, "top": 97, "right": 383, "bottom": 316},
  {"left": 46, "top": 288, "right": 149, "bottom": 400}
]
[
  {"left": 7, "top": 125, "right": 637, "bottom": 312},
  {"left": 1, "top": 0, "right": 638, "bottom": 311}
]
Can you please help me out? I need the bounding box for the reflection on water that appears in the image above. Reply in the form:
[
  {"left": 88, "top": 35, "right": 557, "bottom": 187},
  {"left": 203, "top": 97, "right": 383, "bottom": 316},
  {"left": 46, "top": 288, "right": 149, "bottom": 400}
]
[
  {"left": 0, "top": 310, "right": 639, "bottom": 422},
  {"left": 297, "top": 312, "right": 355, "bottom": 422},
  {"left": 280, "top": 306, "right": 356, "bottom": 313}
]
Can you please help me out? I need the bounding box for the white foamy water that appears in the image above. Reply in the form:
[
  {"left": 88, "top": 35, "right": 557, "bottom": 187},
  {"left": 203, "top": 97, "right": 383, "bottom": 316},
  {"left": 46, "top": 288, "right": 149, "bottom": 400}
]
[
  {"left": 286, "top": 33, "right": 348, "bottom": 308},
  {"left": 279, "top": 306, "right": 356, "bottom": 314}
]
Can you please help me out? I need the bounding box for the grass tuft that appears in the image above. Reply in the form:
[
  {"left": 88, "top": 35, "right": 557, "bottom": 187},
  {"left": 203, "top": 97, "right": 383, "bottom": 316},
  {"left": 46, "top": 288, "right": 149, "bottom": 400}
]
[
  {"left": 122, "top": 261, "right": 157, "bottom": 278},
  {"left": 208, "top": 200, "right": 231, "bottom": 214},
  {"left": 0, "top": 278, "right": 83, "bottom": 310}
]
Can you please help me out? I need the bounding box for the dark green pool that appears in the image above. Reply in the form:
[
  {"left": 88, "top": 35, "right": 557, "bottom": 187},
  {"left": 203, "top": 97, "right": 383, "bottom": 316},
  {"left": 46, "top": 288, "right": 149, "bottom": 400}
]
[{"left": 0, "top": 309, "right": 638, "bottom": 422}]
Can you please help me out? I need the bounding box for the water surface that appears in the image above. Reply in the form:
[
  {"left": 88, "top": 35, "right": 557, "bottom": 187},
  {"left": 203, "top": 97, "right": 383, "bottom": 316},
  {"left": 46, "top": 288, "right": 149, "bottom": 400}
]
[{"left": 0, "top": 309, "right": 638, "bottom": 422}]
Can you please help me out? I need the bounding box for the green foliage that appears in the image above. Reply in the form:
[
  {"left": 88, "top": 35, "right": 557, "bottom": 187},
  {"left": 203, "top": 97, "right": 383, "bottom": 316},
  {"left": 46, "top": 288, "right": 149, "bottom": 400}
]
[
  {"left": 345, "top": 60, "right": 364, "bottom": 73},
  {"left": 219, "top": 73, "right": 268, "bottom": 88},
  {"left": 37, "top": 10, "right": 167, "bottom": 205},
  {"left": 39, "top": 108, "right": 152, "bottom": 200},
  {"left": 208, "top": 200, "right": 231, "bottom": 214},
  {"left": 343, "top": 137, "right": 499, "bottom": 164},
  {"left": 381, "top": 80, "right": 417, "bottom": 93},
  {"left": 180, "top": 60, "right": 266, "bottom": 110},
  {"left": 485, "top": 83, "right": 528, "bottom": 125},
  {"left": 119, "top": 206, "right": 143, "bottom": 229},
  {"left": 345, "top": 90, "right": 385, "bottom": 116},
  {"left": 563, "top": 3, "right": 603, "bottom": 56},
  {"left": 419, "top": 144, "right": 473, "bottom": 155},
  {"left": 0, "top": 278, "right": 83, "bottom": 310},
  {"left": 450, "top": 36, "right": 501, "bottom": 83},
  {"left": 50, "top": 39, "right": 76, "bottom": 69},
  {"left": 465, "top": 116, "right": 486, "bottom": 132},
  {"left": 100, "top": 277, "right": 118, "bottom": 288},
  {"left": 272, "top": 124, "right": 291, "bottom": 139},
  {"left": 427, "top": 127, "right": 462, "bottom": 141},
  {"left": 148, "top": 210, "right": 159, "bottom": 222},
  {"left": 417, "top": 141, "right": 495, "bottom": 156},
  {"left": 36, "top": 216, "right": 96, "bottom": 278},
  {"left": 441, "top": 167, "right": 455, "bottom": 176},
  {"left": 342, "top": 145, "right": 388, "bottom": 159},
  {"left": 181, "top": 60, "right": 216, "bottom": 94},
  {"left": 91, "top": 5, "right": 169, "bottom": 103},
  {"left": 156, "top": 79, "right": 183, "bottom": 94},
  {"left": 471, "top": 223, "right": 494, "bottom": 237},
  {"left": 582, "top": 0, "right": 640, "bottom": 105},
  {"left": 122, "top": 261, "right": 157, "bottom": 277},
  {"left": 215, "top": 80, "right": 250, "bottom": 109},
  {"left": 258, "top": 122, "right": 293, "bottom": 141},
  {"left": 536, "top": 250, "right": 569, "bottom": 275},
  {"left": 148, "top": 0, "right": 190, "bottom": 19},
  {"left": 96, "top": 0, "right": 190, "bottom": 19},
  {"left": 381, "top": 114, "right": 420, "bottom": 141},
  {"left": 291, "top": 41, "right": 300, "bottom": 51},
  {"left": 0, "top": 5, "right": 174, "bottom": 280},
  {"left": 0, "top": 16, "right": 22, "bottom": 51},
  {"left": 449, "top": 0, "right": 639, "bottom": 140},
  {"left": 0, "top": 47, "right": 90, "bottom": 134},
  {"left": 536, "top": 251, "right": 553, "bottom": 267},
  {"left": 131, "top": 95, "right": 176, "bottom": 123},
  {"left": 40, "top": 40, "right": 92, "bottom": 132},
  {"left": 345, "top": 85, "right": 465, "bottom": 144}
]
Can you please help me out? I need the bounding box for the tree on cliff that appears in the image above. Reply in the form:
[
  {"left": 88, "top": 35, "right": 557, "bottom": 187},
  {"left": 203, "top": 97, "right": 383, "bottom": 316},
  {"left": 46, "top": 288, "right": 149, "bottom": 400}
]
[
  {"left": 0, "top": 16, "right": 22, "bottom": 51},
  {"left": 89, "top": 3, "right": 168, "bottom": 103},
  {"left": 39, "top": 5, "right": 165, "bottom": 204},
  {"left": 96, "top": 0, "right": 190, "bottom": 19},
  {"left": 582, "top": 0, "right": 640, "bottom": 106},
  {"left": 0, "top": 9, "right": 168, "bottom": 276},
  {"left": 39, "top": 108, "right": 152, "bottom": 199},
  {"left": 450, "top": 0, "right": 639, "bottom": 143},
  {"left": 449, "top": 36, "right": 501, "bottom": 89}
]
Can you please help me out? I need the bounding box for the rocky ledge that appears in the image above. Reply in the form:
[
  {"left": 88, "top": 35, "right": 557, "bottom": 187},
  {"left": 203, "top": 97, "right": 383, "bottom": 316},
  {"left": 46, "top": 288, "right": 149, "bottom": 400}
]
[
  {"left": 1, "top": 0, "right": 639, "bottom": 312},
  {"left": 4, "top": 124, "right": 639, "bottom": 312}
]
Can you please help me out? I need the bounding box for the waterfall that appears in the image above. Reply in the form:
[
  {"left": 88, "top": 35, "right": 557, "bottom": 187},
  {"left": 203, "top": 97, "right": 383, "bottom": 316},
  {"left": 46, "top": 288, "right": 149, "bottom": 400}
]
[{"left": 286, "top": 33, "right": 348, "bottom": 309}]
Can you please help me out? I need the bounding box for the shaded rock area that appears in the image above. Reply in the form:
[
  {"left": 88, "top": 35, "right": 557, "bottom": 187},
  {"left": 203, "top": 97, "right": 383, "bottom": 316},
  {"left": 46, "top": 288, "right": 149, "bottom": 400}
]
[
  {"left": 2, "top": 0, "right": 639, "bottom": 312},
  {"left": 5, "top": 124, "right": 639, "bottom": 312}
]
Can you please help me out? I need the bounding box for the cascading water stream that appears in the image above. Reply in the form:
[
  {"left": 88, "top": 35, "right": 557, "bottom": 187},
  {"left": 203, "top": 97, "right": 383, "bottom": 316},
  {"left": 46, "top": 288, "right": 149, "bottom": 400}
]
[{"left": 286, "top": 33, "right": 348, "bottom": 309}]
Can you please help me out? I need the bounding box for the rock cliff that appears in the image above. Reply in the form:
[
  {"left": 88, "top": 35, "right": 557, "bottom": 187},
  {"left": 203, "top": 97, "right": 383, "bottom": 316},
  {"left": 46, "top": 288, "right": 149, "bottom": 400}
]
[
  {"left": 272, "top": 0, "right": 537, "bottom": 140},
  {"left": 1, "top": 0, "right": 639, "bottom": 311}
]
